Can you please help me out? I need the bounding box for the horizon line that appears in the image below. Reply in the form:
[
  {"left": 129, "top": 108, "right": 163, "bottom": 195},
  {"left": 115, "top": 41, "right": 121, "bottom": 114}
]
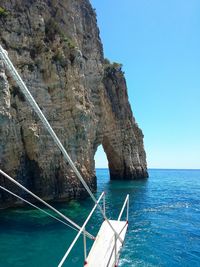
[{"left": 95, "top": 167, "right": 200, "bottom": 170}]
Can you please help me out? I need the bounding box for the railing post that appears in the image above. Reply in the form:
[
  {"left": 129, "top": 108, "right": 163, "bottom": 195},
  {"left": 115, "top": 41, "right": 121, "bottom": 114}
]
[
  {"left": 58, "top": 192, "right": 105, "bottom": 267},
  {"left": 117, "top": 194, "right": 129, "bottom": 221},
  {"left": 83, "top": 227, "right": 87, "bottom": 264},
  {"left": 114, "top": 233, "right": 117, "bottom": 266},
  {"left": 103, "top": 192, "right": 106, "bottom": 217},
  {"left": 127, "top": 194, "right": 129, "bottom": 222}
]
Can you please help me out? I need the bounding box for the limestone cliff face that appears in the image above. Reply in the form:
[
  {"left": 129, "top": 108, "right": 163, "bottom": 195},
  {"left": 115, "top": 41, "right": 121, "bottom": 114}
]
[
  {"left": 101, "top": 65, "right": 148, "bottom": 179},
  {"left": 0, "top": 0, "right": 148, "bottom": 207}
]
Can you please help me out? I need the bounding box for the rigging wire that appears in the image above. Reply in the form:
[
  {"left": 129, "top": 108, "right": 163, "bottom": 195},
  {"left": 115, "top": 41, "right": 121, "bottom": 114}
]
[
  {"left": 0, "top": 169, "right": 94, "bottom": 240},
  {"left": 0, "top": 185, "right": 79, "bottom": 232}
]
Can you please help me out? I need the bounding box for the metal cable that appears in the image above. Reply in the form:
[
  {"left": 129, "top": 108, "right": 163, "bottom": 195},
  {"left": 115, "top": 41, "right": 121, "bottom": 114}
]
[
  {"left": 0, "top": 185, "right": 79, "bottom": 232},
  {"left": 0, "top": 169, "right": 94, "bottom": 240}
]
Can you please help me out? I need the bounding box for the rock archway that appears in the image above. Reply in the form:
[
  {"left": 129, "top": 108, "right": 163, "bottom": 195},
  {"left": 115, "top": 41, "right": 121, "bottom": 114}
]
[
  {"left": 0, "top": 0, "right": 148, "bottom": 208},
  {"left": 97, "top": 63, "right": 148, "bottom": 181}
]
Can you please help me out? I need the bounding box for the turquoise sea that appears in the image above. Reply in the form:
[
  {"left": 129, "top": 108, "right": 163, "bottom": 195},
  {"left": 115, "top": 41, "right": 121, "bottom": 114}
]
[{"left": 0, "top": 169, "right": 200, "bottom": 267}]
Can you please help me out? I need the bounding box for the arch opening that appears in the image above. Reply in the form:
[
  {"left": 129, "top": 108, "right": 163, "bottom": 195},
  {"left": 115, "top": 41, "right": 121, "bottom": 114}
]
[
  {"left": 94, "top": 145, "right": 108, "bottom": 169},
  {"left": 94, "top": 137, "right": 124, "bottom": 181},
  {"left": 94, "top": 144, "right": 109, "bottom": 187}
]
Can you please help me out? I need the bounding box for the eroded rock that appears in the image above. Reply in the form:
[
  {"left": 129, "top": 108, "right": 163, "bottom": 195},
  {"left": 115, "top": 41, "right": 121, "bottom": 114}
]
[{"left": 0, "top": 0, "right": 148, "bottom": 207}]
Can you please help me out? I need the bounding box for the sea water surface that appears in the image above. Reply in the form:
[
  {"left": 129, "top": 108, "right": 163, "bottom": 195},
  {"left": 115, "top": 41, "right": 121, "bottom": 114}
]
[{"left": 0, "top": 169, "right": 200, "bottom": 267}]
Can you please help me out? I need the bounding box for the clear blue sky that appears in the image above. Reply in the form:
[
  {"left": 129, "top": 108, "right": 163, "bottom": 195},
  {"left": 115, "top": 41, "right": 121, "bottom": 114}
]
[{"left": 91, "top": 0, "right": 200, "bottom": 169}]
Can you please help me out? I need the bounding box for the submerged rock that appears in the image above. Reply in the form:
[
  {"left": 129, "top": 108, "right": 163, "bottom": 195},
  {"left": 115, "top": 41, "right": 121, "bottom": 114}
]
[{"left": 0, "top": 0, "right": 148, "bottom": 207}]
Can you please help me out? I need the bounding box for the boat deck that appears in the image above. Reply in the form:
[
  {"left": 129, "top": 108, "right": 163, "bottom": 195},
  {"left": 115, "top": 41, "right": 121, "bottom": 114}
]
[{"left": 85, "top": 220, "right": 128, "bottom": 267}]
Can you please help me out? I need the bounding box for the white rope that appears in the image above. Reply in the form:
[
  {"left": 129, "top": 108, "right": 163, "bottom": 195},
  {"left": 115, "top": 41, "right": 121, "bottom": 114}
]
[
  {"left": 0, "top": 169, "right": 94, "bottom": 240},
  {"left": 0, "top": 45, "right": 123, "bottom": 244},
  {"left": 0, "top": 185, "right": 79, "bottom": 232}
]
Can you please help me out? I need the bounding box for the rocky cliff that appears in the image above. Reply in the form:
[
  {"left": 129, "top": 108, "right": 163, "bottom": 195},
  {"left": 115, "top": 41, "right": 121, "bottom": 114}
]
[{"left": 0, "top": 0, "right": 148, "bottom": 207}]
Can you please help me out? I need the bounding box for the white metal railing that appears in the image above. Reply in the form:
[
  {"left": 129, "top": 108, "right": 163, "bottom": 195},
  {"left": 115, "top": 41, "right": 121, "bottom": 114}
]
[
  {"left": 106, "top": 221, "right": 128, "bottom": 267},
  {"left": 118, "top": 194, "right": 129, "bottom": 222},
  {"left": 58, "top": 192, "right": 106, "bottom": 267},
  {"left": 112, "top": 194, "right": 130, "bottom": 267}
]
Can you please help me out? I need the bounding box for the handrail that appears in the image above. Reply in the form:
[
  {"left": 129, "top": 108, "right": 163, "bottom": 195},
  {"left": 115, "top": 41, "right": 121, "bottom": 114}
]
[
  {"left": 106, "top": 221, "right": 128, "bottom": 267},
  {"left": 106, "top": 194, "right": 129, "bottom": 266},
  {"left": 117, "top": 194, "right": 129, "bottom": 221},
  {"left": 58, "top": 192, "right": 105, "bottom": 267}
]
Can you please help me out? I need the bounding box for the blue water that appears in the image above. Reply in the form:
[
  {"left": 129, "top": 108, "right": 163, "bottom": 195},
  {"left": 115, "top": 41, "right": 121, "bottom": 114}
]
[{"left": 0, "top": 169, "right": 200, "bottom": 267}]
